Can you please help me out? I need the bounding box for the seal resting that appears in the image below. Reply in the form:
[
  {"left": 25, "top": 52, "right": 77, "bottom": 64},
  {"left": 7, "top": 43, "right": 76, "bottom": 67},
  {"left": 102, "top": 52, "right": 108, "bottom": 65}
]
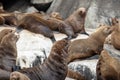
[
  {"left": 65, "top": 7, "right": 88, "bottom": 35},
  {"left": 96, "top": 49, "right": 120, "bottom": 80},
  {"left": 17, "top": 13, "right": 56, "bottom": 42},
  {"left": 67, "top": 24, "right": 114, "bottom": 63},
  {"left": 10, "top": 39, "right": 69, "bottom": 80},
  {"left": 0, "top": 29, "right": 19, "bottom": 80}
]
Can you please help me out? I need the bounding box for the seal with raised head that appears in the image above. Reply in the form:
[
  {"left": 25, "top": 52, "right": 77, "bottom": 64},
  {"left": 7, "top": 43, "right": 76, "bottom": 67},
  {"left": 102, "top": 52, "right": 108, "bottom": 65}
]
[
  {"left": 10, "top": 39, "right": 69, "bottom": 80},
  {"left": 65, "top": 7, "right": 88, "bottom": 35}
]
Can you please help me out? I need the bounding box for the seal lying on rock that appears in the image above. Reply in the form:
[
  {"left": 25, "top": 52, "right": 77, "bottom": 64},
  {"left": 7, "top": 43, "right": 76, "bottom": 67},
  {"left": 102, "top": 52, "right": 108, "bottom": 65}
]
[
  {"left": 0, "top": 29, "right": 19, "bottom": 80},
  {"left": 17, "top": 14, "right": 56, "bottom": 42},
  {"left": 10, "top": 39, "right": 69, "bottom": 80},
  {"left": 67, "top": 24, "right": 114, "bottom": 63}
]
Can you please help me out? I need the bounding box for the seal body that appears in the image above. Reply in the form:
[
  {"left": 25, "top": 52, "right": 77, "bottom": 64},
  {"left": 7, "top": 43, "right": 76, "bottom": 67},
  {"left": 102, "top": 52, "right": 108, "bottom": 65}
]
[{"left": 67, "top": 24, "right": 114, "bottom": 63}]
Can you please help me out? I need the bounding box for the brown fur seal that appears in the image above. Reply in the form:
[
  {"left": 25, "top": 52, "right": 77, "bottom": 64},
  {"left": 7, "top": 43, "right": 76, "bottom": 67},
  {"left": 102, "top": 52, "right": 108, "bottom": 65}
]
[
  {"left": 32, "top": 13, "right": 76, "bottom": 40},
  {"left": 17, "top": 13, "right": 56, "bottom": 42},
  {"left": 67, "top": 24, "right": 114, "bottom": 63},
  {"left": 110, "top": 18, "right": 120, "bottom": 50},
  {"left": 65, "top": 7, "right": 88, "bottom": 35},
  {"left": 0, "top": 29, "right": 19, "bottom": 80},
  {"left": 10, "top": 39, "right": 69, "bottom": 80},
  {"left": 96, "top": 50, "right": 120, "bottom": 80}
]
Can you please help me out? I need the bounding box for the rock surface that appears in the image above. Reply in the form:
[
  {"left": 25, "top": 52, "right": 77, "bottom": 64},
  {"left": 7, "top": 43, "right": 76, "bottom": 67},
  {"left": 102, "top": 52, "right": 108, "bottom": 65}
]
[
  {"left": 68, "top": 59, "right": 98, "bottom": 80},
  {"left": 47, "top": 0, "right": 120, "bottom": 28}
]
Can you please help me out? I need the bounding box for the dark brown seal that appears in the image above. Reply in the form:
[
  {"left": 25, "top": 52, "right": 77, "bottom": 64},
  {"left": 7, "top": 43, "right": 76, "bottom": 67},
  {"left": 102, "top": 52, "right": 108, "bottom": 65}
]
[
  {"left": 67, "top": 24, "right": 114, "bottom": 63},
  {"left": 0, "top": 29, "right": 19, "bottom": 80},
  {"left": 65, "top": 7, "right": 88, "bottom": 35},
  {"left": 96, "top": 50, "right": 120, "bottom": 80},
  {"left": 17, "top": 13, "right": 56, "bottom": 42},
  {"left": 10, "top": 39, "right": 69, "bottom": 80}
]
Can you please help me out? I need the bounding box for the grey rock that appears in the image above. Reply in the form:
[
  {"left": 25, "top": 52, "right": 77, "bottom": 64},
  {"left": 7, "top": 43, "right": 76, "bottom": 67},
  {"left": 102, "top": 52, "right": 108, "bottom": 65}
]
[
  {"left": 47, "top": 0, "right": 91, "bottom": 19},
  {"left": 47, "top": 0, "right": 120, "bottom": 28},
  {"left": 104, "top": 44, "right": 120, "bottom": 60},
  {"left": 68, "top": 59, "right": 98, "bottom": 80}
]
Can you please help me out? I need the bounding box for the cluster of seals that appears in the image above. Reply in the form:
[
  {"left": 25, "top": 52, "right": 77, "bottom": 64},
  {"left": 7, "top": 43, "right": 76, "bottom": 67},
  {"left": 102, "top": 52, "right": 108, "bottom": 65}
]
[
  {"left": 96, "top": 49, "right": 120, "bottom": 80},
  {"left": 10, "top": 39, "right": 69, "bottom": 80},
  {"left": 67, "top": 24, "right": 114, "bottom": 63},
  {"left": 0, "top": 29, "right": 19, "bottom": 80},
  {"left": 65, "top": 7, "right": 88, "bottom": 35}
]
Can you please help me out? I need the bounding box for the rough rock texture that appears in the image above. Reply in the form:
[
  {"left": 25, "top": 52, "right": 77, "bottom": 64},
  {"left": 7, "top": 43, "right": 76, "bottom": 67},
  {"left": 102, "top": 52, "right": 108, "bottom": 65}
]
[
  {"left": 68, "top": 59, "right": 98, "bottom": 80},
  {"left": 47, "top": 0, "right": 91, "bottom": 19},
  {"left": 47, "top": 0, "right": 120, "bottom": 28},
  {"left": 104, "top": 44, "right": 120, "bottom": 58}
]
